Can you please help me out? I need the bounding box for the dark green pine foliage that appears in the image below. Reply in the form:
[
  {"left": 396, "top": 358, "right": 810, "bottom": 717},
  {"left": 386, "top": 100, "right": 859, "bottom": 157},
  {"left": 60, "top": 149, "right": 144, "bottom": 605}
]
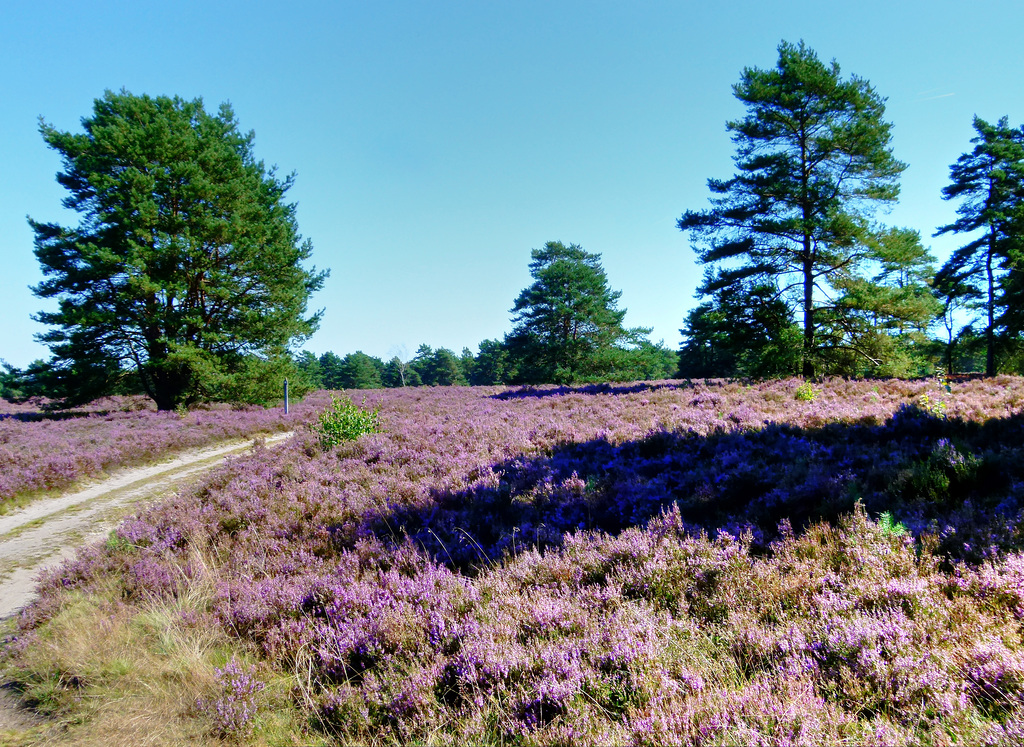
[
  {"left": 411, "top": 345, "right": 467, "bottom": 386},
  {"left": 935, "top": 116, "right": 1024, "bottom": 376},
  {"left": 506, "top": 241, "right": 650, "bottom": 384},
  {"left": 31, "top": 91, "right": 326, "bottom": 409},
  {"left": 678, "top": 41, "right": 905, "bottom": 378},
  {"left": 336, "top": 352, "right": 384, "bottom": 390},
  {"left": 827, "top": 227, "right": 942, "bottom": 377},
  {"left": 679, "top": 270, "right": 802, "bottom": 378},
  {"left": 382, "top": 356, "right": 420, "bottom": 387},
  {"left": 933, "top": 269, "right": 983, "bottom": 376},
  {"left": 470, "top": 338, "right": 513, "bottom": 385},
  {"left": 293, "top": 351, "right": 324, "bottom": 390},
  {"left": 318, "top": 352, "right": 346, "bottom": 390}
]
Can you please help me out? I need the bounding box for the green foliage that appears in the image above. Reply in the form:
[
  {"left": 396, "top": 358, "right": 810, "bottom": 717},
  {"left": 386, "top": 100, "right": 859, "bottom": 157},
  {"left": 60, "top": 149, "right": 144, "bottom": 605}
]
[
  {"left": 470, "top": 338, "right": 514, "bottom": 385},
  {"left": 293, "top": 350, "right": 324, "bottom": 390},
  {"left": 918, "top": 392, "right": 947, "bottom": 418},
  {"left": 898, "top": 440, "right": 981, "bottom": 507},
  {"left": 935, "top": 116, "right": 1024, "bottom": 376},
  {"left": 30, "top": 90, "right": 326, "bottom": 410},
  {"left": 315, "top": 394, "right": 382, "bottom": 448},
  {"left": 318, "top": 352, "right": 345, "bottom": 390},
  {"left": 507, "top": 241, "right": 653, "bottom": 384},
  {"left": 412, "top": 345, "right": 468, "bottom": 386},
  {"left": 591, "top": 341, "right": 678, "bottom": 382},
  {"left": 794, "top": 382, "right": 816, "bottom": 402},
  {"left": 679, "top": 271, "right": 801, "bottom": 378},
  {"left": 336, "top": 352, "right": 384, "bottom": 390},
  {"left": 678, "top": 40, "right": 907, "bottom": 378},
  {"left": 825, "top": 227, "right": 942, "bottom": 378},
  {"left": 877, "top": 511, "right": 908, "bottom": 538},
  {"left": 0, "top": 359, "right": 54, "bottom": 401},
  {"left": 382, "top": 356, "right": 421, "bottom": 388}
]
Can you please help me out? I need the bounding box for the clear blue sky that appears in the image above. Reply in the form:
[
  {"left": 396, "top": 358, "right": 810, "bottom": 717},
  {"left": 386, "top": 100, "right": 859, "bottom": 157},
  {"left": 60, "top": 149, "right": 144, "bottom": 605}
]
[{"left": 2, "top": 0, "right": 1023, "bottom": 367}]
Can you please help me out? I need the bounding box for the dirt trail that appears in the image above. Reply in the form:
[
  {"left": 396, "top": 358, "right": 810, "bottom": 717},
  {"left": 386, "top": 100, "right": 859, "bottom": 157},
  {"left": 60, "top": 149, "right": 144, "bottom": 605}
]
[
  {"left": 0, "top": 430, "right": 294, "bottom": 732},
  {"left": 0, "top": 431, "right": 294, "bottom": 620}
]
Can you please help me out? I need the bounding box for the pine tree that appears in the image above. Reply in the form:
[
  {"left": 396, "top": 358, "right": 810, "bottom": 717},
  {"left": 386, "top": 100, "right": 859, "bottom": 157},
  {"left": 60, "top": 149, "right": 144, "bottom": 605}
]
[
  {"left": 678, "top": 41, "right": 905, "bottom": 377},
  {"left": 506, "top": 241, "right": 649, "bottom": 383},
  {"left": 935, "top": 116, "right": 1024, "bottom": 376},
  {"left": 31, "top": 91, "right": 326, "bottom": 409}
]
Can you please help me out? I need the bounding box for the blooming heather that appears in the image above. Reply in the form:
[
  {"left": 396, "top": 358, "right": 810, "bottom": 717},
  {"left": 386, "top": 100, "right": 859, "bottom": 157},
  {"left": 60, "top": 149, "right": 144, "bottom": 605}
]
[
  {"left": 0, "top": 394, "right": 311, "bottom": 505},
  {"left": 10, "top": 377, "right": 1024, "bottom": 743}
]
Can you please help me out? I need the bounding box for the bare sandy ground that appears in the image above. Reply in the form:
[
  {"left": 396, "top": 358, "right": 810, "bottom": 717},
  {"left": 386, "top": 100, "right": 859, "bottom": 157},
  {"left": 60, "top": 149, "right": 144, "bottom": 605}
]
[{"left": 0, "top": 431, "right": 293, "bottom": 732}]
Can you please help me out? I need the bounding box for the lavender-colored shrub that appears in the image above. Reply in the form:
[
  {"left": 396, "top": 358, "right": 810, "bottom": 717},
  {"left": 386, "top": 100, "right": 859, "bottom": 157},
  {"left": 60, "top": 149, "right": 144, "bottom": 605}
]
[
  {"left": 196, "top": 658, "right": 265, "bottom": 739},
  {"left": 11, "top": 378, "right": 1024, "bottom": 743},
  {"left": 0, "top": 393, "right": 321, "bottom": 505}
]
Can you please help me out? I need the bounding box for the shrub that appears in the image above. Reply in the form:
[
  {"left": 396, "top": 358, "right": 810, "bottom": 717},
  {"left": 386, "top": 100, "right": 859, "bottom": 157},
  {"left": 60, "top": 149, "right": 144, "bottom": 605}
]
[
  {"left": 878, "top": 511, "right": 908, "bottom": 538},
  {"left": 197, "top": 658, "right": 265, "bottom": 739},
  {"left": 314, "top": 394, "right": 381, "bottom": 448},
  {"left": 794, "top": 381, "right": 816, "bottom": 402}
]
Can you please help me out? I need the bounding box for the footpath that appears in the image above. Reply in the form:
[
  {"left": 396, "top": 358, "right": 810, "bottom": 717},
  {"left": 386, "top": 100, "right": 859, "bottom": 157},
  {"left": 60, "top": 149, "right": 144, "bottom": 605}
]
[{"left": 0, "top": 431, "right": 294, "bottom": 732}]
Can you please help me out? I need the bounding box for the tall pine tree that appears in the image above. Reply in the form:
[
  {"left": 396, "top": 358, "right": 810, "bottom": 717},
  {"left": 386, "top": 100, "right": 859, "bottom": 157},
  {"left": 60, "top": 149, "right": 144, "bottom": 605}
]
[
  {"left": 678, "top": 41, "right": 906, "bottom": 377},
  {"left": 935, "top": 116, "right": 1024, "bottom": 376},
  {"left": 31, "top": 91, "right": 326, "bottom": 409}
]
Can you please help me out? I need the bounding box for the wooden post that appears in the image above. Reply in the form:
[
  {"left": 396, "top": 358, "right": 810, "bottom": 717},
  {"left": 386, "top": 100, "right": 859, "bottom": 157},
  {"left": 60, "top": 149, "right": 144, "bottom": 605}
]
[{"left": 284, "top": 378, "right": 289, "bottom": 415}]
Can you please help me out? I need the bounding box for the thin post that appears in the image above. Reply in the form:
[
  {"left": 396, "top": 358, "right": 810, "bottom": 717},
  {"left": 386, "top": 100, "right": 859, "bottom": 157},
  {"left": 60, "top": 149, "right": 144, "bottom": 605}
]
[{"left": 284, "top": 378, "right": 289, "bottom": 414}]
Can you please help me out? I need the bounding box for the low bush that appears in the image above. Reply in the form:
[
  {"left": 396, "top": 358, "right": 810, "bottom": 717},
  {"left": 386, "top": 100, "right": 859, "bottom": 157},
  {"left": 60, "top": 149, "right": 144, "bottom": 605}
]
[{"left": 314, "top": 394, "right": 381, "bottom": 448}]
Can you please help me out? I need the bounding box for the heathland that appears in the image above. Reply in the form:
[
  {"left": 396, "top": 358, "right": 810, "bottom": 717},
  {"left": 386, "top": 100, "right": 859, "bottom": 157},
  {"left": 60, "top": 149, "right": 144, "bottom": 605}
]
[{"left": 4, "top": 378, "right": 1024, "bottom": 744}]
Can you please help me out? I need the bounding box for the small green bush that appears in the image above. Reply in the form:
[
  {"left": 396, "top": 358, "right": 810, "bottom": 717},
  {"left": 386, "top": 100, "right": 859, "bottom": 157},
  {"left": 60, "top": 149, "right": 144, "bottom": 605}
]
[
  {"left": 794, "top": 382, "right": 816, "bottom": 402},
  {"left": 315, "top": 394, "right": 381, "bottom": 448},
  {"left": 877, "top": 511, "right": 908, "bottom": 538}
]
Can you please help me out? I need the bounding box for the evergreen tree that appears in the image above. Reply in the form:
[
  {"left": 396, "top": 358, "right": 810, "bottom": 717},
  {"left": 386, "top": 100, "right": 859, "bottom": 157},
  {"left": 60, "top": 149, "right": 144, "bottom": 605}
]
[
  {"left": 935, "top": 116, "right": 1024, "bottom": 376},
  {"left": 294, "top": 351, "right": 323, "bottom": 390},
  {"left": 679, "top": 271, "right": 801, "bottom": 378},
  {"left": 382, "top": 356, "right": 420, "bottom": 387},
  {"left": 411, "top": 345, "right": 467, "bottom": 386},
  {"left": 30, "top": 91, "right": 326, "bottom": 409},
  {"left": 471, "top": 338, "right": 514, "bottom": 385},
  {"left": 507, "top": 241, "right": 649, "bottom": 383},
  {"left": 826, "top": 227, "right": 941, "bottom": 376},
  {"left": 459, "top": 347, "right": 476, "bottom": 386},
  {"left": 933, "top": 268, "right": 981, "bottom": 375},
  {"left": 678, "top": 41, "right": 905, "bottom": 378},
  {"left": 318, "top": 352, "right": 346, "bottom": 390},
  {"left": 337, "top": 351, "right": 384, "bottom": 389}
]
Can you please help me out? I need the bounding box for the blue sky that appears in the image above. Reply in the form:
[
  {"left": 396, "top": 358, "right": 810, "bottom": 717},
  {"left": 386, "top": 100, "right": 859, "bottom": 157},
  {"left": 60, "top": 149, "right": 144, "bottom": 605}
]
[{"left": 2, "top": 0, "right": 1023, "bottom": 367}]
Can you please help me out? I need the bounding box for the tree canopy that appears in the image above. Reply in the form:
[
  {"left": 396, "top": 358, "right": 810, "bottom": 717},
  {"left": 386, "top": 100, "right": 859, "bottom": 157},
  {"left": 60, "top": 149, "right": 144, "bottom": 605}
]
[
  {"left": 505, "top": 241, "right": 657, "bottom": 383},
  {"left": 934, "top": 116, "right": 1024, "bottom": 376},
  {"left": 30, "top": 90, "right": 326, "bottom": 409},
  {"left": 678, "top": 40, "right": 907, "bottom": 377}
]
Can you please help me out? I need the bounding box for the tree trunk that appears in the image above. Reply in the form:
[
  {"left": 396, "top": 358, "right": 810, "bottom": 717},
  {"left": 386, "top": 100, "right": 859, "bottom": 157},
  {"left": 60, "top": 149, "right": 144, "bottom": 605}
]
[
  {"left": 946, "top": 329, "right": 955, "bottom": 376},
  {"left": 986, "top": 229, "right": 996, "bottom": 377},
  {"left": 802, "top": 252, "right": 815, "bottom": 378}
]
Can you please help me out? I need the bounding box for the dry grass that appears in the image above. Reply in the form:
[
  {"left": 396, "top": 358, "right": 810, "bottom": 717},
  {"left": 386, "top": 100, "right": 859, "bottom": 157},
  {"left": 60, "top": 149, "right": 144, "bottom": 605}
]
[{"left": 1, "top": 552, "right": 311, "bottom": 746}]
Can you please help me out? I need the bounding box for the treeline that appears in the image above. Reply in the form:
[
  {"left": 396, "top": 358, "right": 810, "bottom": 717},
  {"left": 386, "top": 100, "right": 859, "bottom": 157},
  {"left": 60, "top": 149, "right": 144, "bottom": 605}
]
[
  {"left": 299, "top": 241, "right": 677, "bottom": 390},
  {"left": 10, "top": 41, "right": 1024, "bottom": 410},
  {"left": 2, "top": 240, "right": 676, "bottom": 402},
  {"left": 297, "top": 340, "right": 677, "bottom": 391}
]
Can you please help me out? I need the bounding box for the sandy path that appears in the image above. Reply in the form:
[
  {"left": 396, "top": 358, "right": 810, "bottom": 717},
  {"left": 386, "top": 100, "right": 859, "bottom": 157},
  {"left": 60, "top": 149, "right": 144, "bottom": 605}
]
[
  {"left": 0, "top": 430, "right": 295, "bottom": 731},
  {"left": 0, "top": 431, "right": 294, "bottom": 620}
]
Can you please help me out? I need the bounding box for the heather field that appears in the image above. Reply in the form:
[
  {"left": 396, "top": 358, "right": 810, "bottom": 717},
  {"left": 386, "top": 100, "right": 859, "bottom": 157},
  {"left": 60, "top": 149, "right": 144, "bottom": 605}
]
[
  {"left": 6, "top": 378, "right": 1024, "bottom": 744},
  {"left": 0, "top": 396, "right": 300, "bottom": 511}
]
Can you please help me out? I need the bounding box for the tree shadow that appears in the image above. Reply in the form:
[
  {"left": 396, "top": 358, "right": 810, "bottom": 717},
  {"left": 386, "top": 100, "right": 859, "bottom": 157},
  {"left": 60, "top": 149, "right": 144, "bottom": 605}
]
[
  {"left": 0, "top": 410, "right": 102, "bottom": 422},
  {"left": 492, "top": 380, "right": 699, "bottom": 400},
  {"left": 364, "top": 404, "right": 1024, "bottom": 572}
]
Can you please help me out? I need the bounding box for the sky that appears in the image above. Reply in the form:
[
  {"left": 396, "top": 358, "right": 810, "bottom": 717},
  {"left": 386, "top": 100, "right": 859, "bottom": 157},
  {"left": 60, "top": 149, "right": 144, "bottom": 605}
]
[{"left": 2, "top": 0, "right": 1024, "bottom": 368}]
